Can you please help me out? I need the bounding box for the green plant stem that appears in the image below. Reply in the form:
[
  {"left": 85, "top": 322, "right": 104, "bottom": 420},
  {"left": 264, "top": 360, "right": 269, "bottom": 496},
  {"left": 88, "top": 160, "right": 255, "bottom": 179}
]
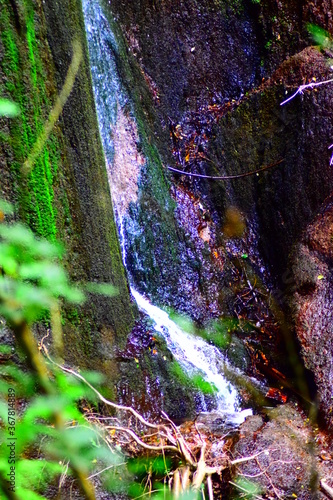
[
  {"left": 12, "top": 320, "right": 96, "bottom": 500},
  {"left": 14, "top": 321, "right": 54, "bottom": 395},
  {"left": 0, "top": 471, "right": 18, "bottom": 500},
  {"left": 22, "top": 39, "right": 83, "bottom": 176}
]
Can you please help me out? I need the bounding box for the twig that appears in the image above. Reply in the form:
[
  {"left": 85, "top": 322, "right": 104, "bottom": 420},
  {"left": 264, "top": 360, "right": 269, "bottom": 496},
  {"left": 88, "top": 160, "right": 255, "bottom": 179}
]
[
  {"left": 207, "top": 475, "right": 214, "bottom": 500},
  {"left": 87, "top": 462, "right": 127, "bottom": 480},
  {"left": 59, "top": 461, "right": 70, "bottom": 490},
  {"left": 192, "top": 443, "right": 208, "bottom": 490},
  {"left": 173, "top": 469, "right": 181, "bottom": 498},
  {"left": 321, "top": 479, "right": 333, "bottom": 500},
  {"left": 42, "top": 344, "right": 176, "bottom": 440},
  {"left": 133, "top": 490, "right": 161, "bottom": 500},
  {"left": 256, "top": 455, "right": 282, "bottom": 500},
  {"left": 161, "top": 411, "right": 196, "bottom": 465},
  {"left": 106, "top": 426, "right": 178, "bottom": 452},
  {"left": 280, "top": 78, "right": 333, "bottom": 106},
  {"left": 238, "top": 457, "right": 297, "bottom": 479},
  {"left": 231, "top": 449, "right": 270, "bottom": 466},
  {"left": 167, "top": 159, "right": 284, "bottom": 180},
  {"left": 180, "top": 466, "right": 191, "bottom": 491}
]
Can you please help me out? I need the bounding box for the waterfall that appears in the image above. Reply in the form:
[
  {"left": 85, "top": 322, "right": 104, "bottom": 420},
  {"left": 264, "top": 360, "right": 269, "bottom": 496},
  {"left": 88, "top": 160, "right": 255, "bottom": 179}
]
[
  {"left": 82, "top": 0, "right": 252, "bottom": 425},
  {"left": 131, "top": 288, "right": 253, "bottom": 425}
]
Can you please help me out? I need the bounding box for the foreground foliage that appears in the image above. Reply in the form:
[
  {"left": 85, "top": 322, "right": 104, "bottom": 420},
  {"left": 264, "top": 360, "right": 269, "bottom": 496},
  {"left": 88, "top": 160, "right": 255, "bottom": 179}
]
[{"left": 0, "top": 198, "right": 122, "bottom": 499}]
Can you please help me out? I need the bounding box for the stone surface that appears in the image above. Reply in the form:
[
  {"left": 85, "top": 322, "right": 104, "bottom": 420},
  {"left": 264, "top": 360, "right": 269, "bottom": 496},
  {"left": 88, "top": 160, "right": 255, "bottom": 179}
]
[
  {"left": 234, "top": 404, "right": 320, "bottom": 499},
  {"left": 292, "top": 195, "right": 333, "bottom": 430},
  {"left": 0, "top": 0, "right": 135, "bottom": 375},
  {"left": 101, "top": 0, "right": 333, "bottom": 427}
]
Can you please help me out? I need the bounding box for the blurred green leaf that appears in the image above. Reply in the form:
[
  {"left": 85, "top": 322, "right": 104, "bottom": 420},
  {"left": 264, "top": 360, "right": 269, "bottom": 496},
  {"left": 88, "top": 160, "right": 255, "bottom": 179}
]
[
  {"left": 0, "top": 245, "right": 18, "bottom": 275},
  {"left": 0, "top": 98, "right": 20, "bottom": 117},
  {"left": 307, "top": 24, "right": 332, "bottom": 48},
  {"left": 0, "top": 401, "right": 8, "bottom": 420},
  {"left": 16, "top": 459, "right": 63, "bottom": 489},
  {"left": 0, "top": 364, "right": 37, "bottom": 395},
  {"left": 0, "top": 199, "right": 13, "bottom": 215},
  {"left": 85, "top": 282, "right": 118, "bottom": 296},
  {"left": 0, "top": 224, "right": 62, "bottom": 260},
  {"left": 0, "top": 344, "right": 12, "bottom": 354},
  {"left": 0, "top": 223, "right": 35, "bottom": 247},
  {"left": 233, "top": 477, "right": 262, "bottom": 497},
  {"left": 49, "top": 426, "right": 101, "bottom": 472},
  {"left": 0, "top": 200, "right": 134, "bottom": 497},
  {"left": 153, "top": 490, "right": 199, "bottom": 500},
  {"left": 15, "top": 489, "right": 45, "bottom": 500},
  {"left": 79, "top": 370, "right": 105, "bottom": 386}
]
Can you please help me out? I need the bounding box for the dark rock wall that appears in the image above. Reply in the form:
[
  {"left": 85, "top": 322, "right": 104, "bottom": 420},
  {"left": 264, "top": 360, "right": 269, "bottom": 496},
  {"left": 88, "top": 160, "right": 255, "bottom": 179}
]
[
  {"left": 292, "top": 196, "right": 333, "bottom": 430},
  {"left": 110, "top": 0, "right": 261, "bottom": 119},
  {"left": 208, "top": 47, "right": 333, "bottom": 278},
  {"left": 0, "top": 0, "right": 135, "bottom": 375},
  {"left": 103, "top": 0, "right": 333, "bottom": 426},
  {"left": 106, "top": 0, "right": 333, "bottom": 280}
]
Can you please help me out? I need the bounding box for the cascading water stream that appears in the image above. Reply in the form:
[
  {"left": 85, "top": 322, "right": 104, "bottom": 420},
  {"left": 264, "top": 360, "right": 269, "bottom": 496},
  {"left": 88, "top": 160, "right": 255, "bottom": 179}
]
[
  {"left": 82, "top": 0, "right": 252, "bottom": 425},
  {"left": 131, "top": 288, "right": 253, "bottom": 424}
]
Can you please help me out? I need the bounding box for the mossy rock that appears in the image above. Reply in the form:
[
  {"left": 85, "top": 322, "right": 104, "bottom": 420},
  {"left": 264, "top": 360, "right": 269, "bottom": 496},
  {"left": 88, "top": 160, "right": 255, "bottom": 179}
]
[{"left": 0, "top": 0, "right": 135, "bottom": 377}]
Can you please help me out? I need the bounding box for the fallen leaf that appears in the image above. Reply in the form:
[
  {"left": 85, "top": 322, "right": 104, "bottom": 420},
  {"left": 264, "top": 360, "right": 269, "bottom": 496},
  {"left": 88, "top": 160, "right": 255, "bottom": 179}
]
[
  {"left": 265, "top": 387, "right": 288, "bottom": 403},
  {"left": 320, "top": 450, "right": 332, "bottom": 461}
]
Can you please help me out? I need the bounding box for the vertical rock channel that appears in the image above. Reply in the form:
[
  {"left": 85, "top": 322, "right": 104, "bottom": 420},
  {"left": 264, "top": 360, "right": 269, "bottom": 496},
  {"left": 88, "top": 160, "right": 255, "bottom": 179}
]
[{"left": 82, "top": 0, "right": 253, "bottom": 423}]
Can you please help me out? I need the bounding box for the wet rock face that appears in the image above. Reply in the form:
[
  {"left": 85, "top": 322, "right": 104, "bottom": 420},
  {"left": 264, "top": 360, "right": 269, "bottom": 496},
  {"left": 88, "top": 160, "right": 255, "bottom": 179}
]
[
  {"left": 207, "top": 47, "right": 333, "bottom": 278},
  {"left": 97, "top": 0, "right": 333, "bottom": 426},
  {"left": 115, "top": 314, "right": 197, "bottom": 420},
  {"left": 105, "top": 0, "right": 333, "bottom": 289},
  {"left": 109, "top": 0, "right": 261, "bottom": 119},
  {"left": 292, "top": 196, "right": 333, "bottom": 430},
  {"left": 107, "top": 0, "right": 333, "bottom": 120},
  {"left": 0, "top": 0, "right": 135, "bottom": 373}
]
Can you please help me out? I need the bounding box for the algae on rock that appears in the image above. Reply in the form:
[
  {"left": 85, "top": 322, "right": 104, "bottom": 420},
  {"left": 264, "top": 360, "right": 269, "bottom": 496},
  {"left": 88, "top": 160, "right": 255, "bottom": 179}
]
[{"left": 0, "top": 0, "right": 135, "bottom": 375}]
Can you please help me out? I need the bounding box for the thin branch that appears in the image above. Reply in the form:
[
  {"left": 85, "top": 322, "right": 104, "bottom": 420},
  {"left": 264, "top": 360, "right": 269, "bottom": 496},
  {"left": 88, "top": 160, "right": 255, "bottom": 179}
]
[
  {"left": 280, "top": 78, "right": 333, "bottom": 106},
  {"left": 42, "top": 344, "right": 175, "bottom": 439},
  {"left": 207, "top": 475, "right": 214, "bottom": 500},
  {"left": 167, "top": 159, "right": 284, "bottom": 180},
  {"left": 133, "top": 490, "right": 161, "bottom": 500},
  {"left": 192, "top": 443, "right": 208, "bottom": 490},
  {"left": 239, "top": 456, "right": 297, "bottom": 479},
  {"left": 231, "top": 449, "right": 271, "bottom": 466},
  {"left": 321, "top": 479, "right": 333, "bottom": 500},
  {"left": 161, "top": 411, "right": 196, "bottom": 465},
  {"left": 106, "top": 426, "right": 178, "bottom": 452},
  {"left": 87, "top": 462, "right": 127, "bottom": 480}
]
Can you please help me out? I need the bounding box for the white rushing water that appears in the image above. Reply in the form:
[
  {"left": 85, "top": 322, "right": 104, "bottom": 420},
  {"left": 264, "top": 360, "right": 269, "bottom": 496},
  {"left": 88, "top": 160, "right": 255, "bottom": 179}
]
[
  {"left": 83, "top": 0, "right": 252, "bottom": 426},
  {"left": 131, "top": 288, "right": 252, "bottom": 425}
]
